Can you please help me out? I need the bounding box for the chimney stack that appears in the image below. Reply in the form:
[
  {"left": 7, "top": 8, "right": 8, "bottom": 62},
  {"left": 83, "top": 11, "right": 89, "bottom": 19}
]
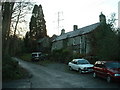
[
  {"left": 73, "top": 25, "right": 78, "bottom": 31},
  {"left": 61, "top": 29, "right": 65, "bottom": 35},
  {"left": 99, "top": 12, "right": 106, "bottom": 24}
]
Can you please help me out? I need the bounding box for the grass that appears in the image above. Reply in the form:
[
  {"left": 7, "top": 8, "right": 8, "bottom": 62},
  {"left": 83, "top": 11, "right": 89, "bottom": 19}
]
[
  {"left": 19, "top": 53, "right": 55, "bottom": 66},
  {"left": 19, "top": 53, "right": 31, "bottom": 62},
  {"left": 3, "top": 66, "right": 30, "bottom": 82}
]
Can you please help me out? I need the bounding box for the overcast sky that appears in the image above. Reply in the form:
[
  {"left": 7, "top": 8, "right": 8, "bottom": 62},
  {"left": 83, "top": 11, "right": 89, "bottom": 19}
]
[{"left": 28, "top": 0, "right": 119, "bottom": 37}]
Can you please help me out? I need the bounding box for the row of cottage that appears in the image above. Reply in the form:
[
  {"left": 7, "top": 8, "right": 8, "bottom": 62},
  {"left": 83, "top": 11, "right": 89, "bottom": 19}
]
[{"left": 38, "top": 13, "right": 106, "bottom": 55}]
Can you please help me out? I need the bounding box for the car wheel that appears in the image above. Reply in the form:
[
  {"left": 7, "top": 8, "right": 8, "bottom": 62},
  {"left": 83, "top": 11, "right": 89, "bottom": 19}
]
[
  {"left": 79, "top": 69, "right": 82, "bottom": 74},
  {"left": 107, "top": 76, "right": 111, "bottom": 83},
  {"left": 69, "top": 66, "right": 72, "bottom": 71},
  {"left": 93, "top": 72, "right": 97, "bottom": 78}
]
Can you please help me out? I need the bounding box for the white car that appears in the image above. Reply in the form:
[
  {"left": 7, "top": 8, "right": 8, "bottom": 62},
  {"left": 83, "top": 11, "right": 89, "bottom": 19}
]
[
  {"left": 31, "top": 52, "right": 41, "bottom": 61},
  {"left": 68, "top": 59, "right": 94, "bottom": 73}
]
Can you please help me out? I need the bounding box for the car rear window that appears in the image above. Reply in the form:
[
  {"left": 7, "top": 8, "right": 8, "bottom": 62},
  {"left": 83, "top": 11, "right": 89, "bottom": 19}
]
[{"left": 105, "top": 62, "right": 120, "bottom": 68}]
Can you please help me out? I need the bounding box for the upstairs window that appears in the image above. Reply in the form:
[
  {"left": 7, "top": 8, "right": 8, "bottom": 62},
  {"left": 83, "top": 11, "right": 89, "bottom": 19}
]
[{"left": 73, "top": 38, "right": 75, "bottom": 45}]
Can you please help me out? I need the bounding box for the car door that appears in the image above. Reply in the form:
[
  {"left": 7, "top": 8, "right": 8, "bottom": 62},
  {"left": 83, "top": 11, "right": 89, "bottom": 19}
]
[
  {"left": 96, "top": 64, "right": 107, "bottom": 77},
  {"left": 70, "top": 61, "right": 75, "bottom": 70},
  {"left": 73, "top": 61, "right": 79, "bottom": 70},
  {"left": 71, "top": 61, "right": 78, "bottom": 70},
  {"left": 99, "top": 64, "right": 107, "bottom": 78},
  {"left": 94, "top": 64, "right": 103, "bottom": 76}
]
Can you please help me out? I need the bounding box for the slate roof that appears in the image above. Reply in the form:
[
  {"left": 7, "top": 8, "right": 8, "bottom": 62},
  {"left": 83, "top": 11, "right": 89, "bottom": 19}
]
[{"left": 53, "top": 23, "right": 100, "bottom": 42}]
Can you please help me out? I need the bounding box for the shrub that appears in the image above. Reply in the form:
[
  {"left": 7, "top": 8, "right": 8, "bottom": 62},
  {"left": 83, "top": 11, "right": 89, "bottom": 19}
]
[{"left": 50, "top": 49, "right": 83, "bottom": 64}]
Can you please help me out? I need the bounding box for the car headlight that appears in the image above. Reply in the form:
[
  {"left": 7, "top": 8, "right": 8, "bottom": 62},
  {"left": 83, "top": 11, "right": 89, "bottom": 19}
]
[{"left": 114, "top": 74, "right": 120, "bottom": 76}]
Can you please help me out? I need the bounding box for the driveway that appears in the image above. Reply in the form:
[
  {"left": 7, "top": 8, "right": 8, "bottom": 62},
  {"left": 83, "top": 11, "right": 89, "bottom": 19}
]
[{"left": 3, "top": 58, "right": 120, "bottom": 88}]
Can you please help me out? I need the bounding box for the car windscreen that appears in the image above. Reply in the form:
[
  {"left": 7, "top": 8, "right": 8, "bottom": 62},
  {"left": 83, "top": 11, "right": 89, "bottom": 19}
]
[
  {"left": 105, "top": 62, "right": 120, "bottom": 68},
  {"left": 77, "top": 60, "right": 90, "bottom": 64},
  {"left": 32, "top": 54, "right": 37, "bottom": 57}
]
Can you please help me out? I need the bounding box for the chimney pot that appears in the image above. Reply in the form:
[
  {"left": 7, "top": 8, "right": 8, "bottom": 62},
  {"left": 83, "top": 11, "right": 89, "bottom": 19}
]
[{"left": 73, "top": 25, "right": 78, "bottom": 31}]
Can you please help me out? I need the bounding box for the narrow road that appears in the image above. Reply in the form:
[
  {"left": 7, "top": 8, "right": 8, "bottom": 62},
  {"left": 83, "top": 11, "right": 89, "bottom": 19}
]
[{"left": 3, "top": 58, "right": 120, "bottom": 88}]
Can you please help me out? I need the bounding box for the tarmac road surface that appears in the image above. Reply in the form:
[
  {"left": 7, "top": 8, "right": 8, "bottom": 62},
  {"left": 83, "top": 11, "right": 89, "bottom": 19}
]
[{"left": 3, "top": 58, "right": 120, "bottom": 88}]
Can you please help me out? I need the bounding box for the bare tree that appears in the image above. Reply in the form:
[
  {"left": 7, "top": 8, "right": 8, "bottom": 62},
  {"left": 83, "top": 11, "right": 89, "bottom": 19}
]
[
  {"left": 107, "top": 13, "right": 117, "bottom": 30},
  {"left": 11, "top": 1, "right": 33, "bottom": 37},
  {"left": 2, "top": 2, "right": 15, "bottom": 55},
  {"left": 11, "top": 1, "right": 33, "bottom": 55},
  {"left": 2, "top": 0, "right": 34, "bottom": 55}
]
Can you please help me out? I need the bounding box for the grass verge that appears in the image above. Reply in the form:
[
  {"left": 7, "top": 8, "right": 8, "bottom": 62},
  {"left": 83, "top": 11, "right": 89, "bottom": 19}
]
[
  {"left": 19, "top": 53, "right": 31, "bottom": 62},
  {"left": 3, "top": 55, "right": 30, "bottom": 81}
]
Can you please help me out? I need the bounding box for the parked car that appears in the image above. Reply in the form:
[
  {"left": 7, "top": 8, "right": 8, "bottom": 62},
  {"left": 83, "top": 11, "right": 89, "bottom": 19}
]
[
  {"left": 93, "top": 61, "right": 120, "bottom": 83},
  {"left": 68, "top": 59, "right": 94, "bottom": 73},
  {"left": 31, "top": 52, "right": 41, "bottom": 61}
]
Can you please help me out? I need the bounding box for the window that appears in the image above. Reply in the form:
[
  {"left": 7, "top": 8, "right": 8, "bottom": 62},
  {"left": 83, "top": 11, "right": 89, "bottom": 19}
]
[
  {"left": 73, "top": 61, "right": 77, "bottom": 64},
  {"left": 77, "top": 60, "right": 89, "bottom": 64},
  {"left": 73, "top": 38, "right": 75, "bottom": 45},
  {"left": 105, "top": 62, "right": 120, "bottom": 68},
  {"left": 94, "top": 64, "right": 101, "bottom": 67},
  {"left": 95, "top": 64, "right": 105, "bottom": 68},
  {"left": 80, "top": 36, "right": 82, "bottom": 44}
]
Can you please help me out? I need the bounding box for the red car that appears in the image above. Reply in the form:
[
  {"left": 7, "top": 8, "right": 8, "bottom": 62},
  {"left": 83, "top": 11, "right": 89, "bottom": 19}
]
[{"left": 93, "top": 61, "right": 120, "bottom": 83}]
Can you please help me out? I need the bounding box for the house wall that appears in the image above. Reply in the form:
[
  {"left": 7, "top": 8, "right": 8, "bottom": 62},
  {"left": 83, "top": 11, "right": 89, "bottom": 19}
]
[
  {"left": 52, "top": 40, "right": 63, "bottom": 51},
  {"left": 68, "top": 35, "right": 85, "bottom": 54},
  {"left": 67, "top": 38, "right": 73, "bottom": 46},
  {"left": 37, "top": 37, "right": 51, "bottom": 52},
  {"left": 85, "top": 36, "right": 91, "bottom": 54},
  {"left": 42, "top": 38, "right": 50, "bottom": 48},
  {"left": 80, "top": 35, "right": 91, "bottom": 54},
  {"left": 52, "top": 34, "right": 91, "bottom": 55}
]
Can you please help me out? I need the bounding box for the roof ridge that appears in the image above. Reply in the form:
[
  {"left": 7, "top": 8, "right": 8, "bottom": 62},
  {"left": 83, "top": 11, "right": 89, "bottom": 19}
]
[{"left": 53, "top": 22, "right": 100, "bottom": 42}]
